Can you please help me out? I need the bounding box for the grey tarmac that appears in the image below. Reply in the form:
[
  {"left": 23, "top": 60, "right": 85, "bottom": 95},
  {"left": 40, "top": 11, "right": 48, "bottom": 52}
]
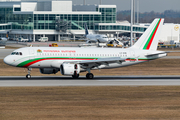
[
  {"left": 0, "top": 49, "right": 15, "bottom": 59},
  {"left": 1, "top": 75, "right": 180, "bottom": 87}
]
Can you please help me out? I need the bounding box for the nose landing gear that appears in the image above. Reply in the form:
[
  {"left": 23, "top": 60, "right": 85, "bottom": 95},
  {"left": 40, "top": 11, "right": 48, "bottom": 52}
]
[
  {"left": 26, "top": 68, "right": 32, "bottom": 79},
  {"left": 26, "top": 74, "right": 31, "bottom": 79}
]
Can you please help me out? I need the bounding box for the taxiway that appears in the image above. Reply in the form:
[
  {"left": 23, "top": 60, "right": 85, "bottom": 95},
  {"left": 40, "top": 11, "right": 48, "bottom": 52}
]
[{"left": 1, "top": 76, "right": 180, "bottom": 87}]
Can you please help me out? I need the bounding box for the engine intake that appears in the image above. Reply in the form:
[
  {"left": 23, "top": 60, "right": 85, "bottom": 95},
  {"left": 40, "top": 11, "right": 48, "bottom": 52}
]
[
  {"left": 60, "top": 63, "right": 80, "bottom": 76},
  {"left": 40, "top": 68, "right": 59, "bottom": 74}
]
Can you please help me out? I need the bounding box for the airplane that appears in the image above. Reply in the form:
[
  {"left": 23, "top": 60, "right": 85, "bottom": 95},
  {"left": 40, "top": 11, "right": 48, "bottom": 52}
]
[
  {"left": 84, "top": 23, "right": 109, "bottom": 43},
  {"left": 0, "top": 32, "right": 9, "bottom": 47},
  {"left": 4, "top": 18, "right": 167, "bottom": 79},
  {"left": 0, "top": 31, "right": 9, "bottom": 42}
]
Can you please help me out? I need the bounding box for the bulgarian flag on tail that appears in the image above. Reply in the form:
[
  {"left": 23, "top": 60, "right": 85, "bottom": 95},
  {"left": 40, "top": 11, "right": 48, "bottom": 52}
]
[
  {"left": 131, "top": 18, "right": 164, "bottom": 51},
  {"left": 143, "top": 19, "right": 162, "bottom": 50}
]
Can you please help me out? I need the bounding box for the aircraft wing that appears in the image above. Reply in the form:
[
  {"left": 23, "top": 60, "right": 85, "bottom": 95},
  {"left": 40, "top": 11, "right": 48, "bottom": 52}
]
[
  {"left": 79, "top": 57, "right": 126, "bottom": 64},
  {"left": 63, "top": 57, "right": 128, "bottom": 69}
]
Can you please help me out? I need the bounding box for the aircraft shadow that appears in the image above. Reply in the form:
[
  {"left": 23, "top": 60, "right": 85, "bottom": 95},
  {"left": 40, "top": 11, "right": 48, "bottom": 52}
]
[{"left": 1, "top": 76, "right": 180, "bottom": 81}]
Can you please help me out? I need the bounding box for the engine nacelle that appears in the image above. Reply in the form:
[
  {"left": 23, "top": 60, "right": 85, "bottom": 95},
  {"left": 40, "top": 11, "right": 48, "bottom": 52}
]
[
  {"left": 39, "top": 68, "right": 59, "bottom": 74},
  {"left": 60, "top": 63, "right": 80, "bottom": 76}
]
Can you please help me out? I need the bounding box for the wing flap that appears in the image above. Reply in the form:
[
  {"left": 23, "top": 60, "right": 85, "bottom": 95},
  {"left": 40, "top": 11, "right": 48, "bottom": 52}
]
[
  {"left": 63, "top": 57, "right": 127, "bottom": 66},
  {"left": 79, "top": 57, "right": 127, "bottom": 64}
]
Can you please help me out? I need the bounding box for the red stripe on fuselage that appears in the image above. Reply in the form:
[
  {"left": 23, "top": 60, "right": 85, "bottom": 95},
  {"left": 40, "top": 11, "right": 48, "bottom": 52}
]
[
  {"left": 146, "top": 19, "right": 161, "bottom": 50},
  {"left": 125, "top": 59, "right": 148, "bottom": 62},
  {"left": 24, "top": 59, "right": 45, "bottom": 67}
]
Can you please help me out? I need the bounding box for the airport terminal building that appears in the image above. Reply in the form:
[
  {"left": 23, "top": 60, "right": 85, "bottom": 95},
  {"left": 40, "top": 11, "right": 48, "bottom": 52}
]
[
  {"left": 0, "top": 0, "right": 179, "bottom": 42},
  {"left": 0, "top": 0, "right": 149, "bottom": 41}
]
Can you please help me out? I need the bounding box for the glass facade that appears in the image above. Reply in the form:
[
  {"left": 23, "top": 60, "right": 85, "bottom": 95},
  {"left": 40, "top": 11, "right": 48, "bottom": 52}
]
[
  {"left": 0, "top": 8, "right": 33, "bottom": 30},
  {"left": 0, "top": 5, "right": 117, "bottom": 31},
  {"left": 34, "top": 6, "right": 116, "bottom": 30},
  {"left": 98, "top": 7, "right": 116, "bottom": 23},
  {"left": 0, "top": 4, "right": 145, "bottom": 33},
  {"left": 0, "top": 24, "right": 11, "bottom": 30},
  {"left": 34, "top": 14, "right": 101, "bottom": 30},
  {"left": 95, "top": 25, "right": 147, "bottom": 32}
]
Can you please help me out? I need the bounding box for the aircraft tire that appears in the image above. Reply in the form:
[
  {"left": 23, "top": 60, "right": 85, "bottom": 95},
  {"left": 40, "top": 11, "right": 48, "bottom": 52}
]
[
  {"left": 26, "top": 74, "right": 31, "bottom": 79},
  {"left": 86, "top": 73, "right": 94, "bottom": 79}
]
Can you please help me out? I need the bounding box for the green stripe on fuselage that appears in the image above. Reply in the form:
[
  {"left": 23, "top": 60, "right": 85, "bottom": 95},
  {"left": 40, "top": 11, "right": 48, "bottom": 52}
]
[
  {"left": 16, "top": 57, "right": 98, "bottom": 67},
  {"left": 17, "top": 58, "right": 41, "bottom": 67}
]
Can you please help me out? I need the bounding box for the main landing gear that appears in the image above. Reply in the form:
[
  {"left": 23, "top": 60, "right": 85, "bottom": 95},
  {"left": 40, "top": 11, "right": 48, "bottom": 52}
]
[
  {"left": 86, "top": 68, "right": 94, "bottom": 79},
  {"left": 86, "top": 73, "right": 94, "bottom": 79},
  {"left": 72, "top": 73, "right": 94, "bottom": 79},
  {"left": 72, "top": 69, "right": 94, "bottom": 79},
  {"left": 26, "top": 68, "right": 32, "bottom": 79}
]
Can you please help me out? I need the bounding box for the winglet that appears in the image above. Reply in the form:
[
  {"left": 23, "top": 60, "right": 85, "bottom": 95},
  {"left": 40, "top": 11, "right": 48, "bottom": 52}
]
[{"left": 131, "top": 18, "right": 164, "bottom": 50}]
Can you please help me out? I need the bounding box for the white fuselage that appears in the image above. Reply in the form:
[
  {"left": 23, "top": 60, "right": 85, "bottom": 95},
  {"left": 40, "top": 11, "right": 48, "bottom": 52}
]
[{"left": 4, "top": 47, "right": 166, "bottom": 70}]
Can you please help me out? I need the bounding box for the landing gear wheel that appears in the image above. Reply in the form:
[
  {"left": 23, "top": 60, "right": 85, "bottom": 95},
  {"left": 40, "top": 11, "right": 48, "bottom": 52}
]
[
  {"left": 26, "top": 74, "right": 31, "bottom": 79},
  {"left": 86, "top": 73, "right": 94, "bottom": 79},
  {"left": 26, "top": 68, "right": 32, "bottom": 79},
  {"left": 72, "top": 74, "right": 79, "bottom": 79}
]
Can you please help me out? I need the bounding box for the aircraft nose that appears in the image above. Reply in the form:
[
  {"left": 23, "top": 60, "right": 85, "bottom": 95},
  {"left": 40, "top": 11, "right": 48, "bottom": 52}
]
[{"left": 4, "top": 55, "right": 12, "bottom": 65}]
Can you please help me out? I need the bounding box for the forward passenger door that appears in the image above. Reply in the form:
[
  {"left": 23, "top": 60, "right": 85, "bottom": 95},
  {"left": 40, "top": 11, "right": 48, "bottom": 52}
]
[{"left": 29, "top": 49, "right": 35, "bottom": 60}]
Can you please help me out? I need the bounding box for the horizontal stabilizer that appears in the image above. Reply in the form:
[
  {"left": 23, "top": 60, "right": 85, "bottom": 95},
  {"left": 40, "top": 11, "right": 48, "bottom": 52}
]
[{"left": 145, "top": 52, "right": 167, "bottom": 57}]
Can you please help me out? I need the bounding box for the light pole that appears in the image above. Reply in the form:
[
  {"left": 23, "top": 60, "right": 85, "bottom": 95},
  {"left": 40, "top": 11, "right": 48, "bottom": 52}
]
[
  {"left": 84, "top": 0, "right": 86, "bottom": 5},
  {"left": 130, "top": 0, "right": 134, "bottom": 46},
  {"left": 137, "top": 0, "right": 139, "bottom": 24}
]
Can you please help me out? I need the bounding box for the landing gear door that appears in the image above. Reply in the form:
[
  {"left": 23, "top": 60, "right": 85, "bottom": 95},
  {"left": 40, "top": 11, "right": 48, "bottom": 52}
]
[{"left": 29, "top": 49, "right": 35, "bottom": 60}]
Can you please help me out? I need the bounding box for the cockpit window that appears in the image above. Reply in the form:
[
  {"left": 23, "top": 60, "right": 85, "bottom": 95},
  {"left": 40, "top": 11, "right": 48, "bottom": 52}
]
[
  {"left": 11, "top": 52, "right": 22, "bottom": 55},
  {"left": 11, "top": 52, "right": 15, "bottom": 55}
]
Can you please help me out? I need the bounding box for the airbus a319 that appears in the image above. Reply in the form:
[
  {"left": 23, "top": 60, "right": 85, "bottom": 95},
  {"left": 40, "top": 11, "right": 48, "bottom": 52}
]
[
  {"left": 0, "top": 31, "right": 9, "bottom": 45},
  {"left": 4, "top": 18, "right": 166, "bottom": 79}
]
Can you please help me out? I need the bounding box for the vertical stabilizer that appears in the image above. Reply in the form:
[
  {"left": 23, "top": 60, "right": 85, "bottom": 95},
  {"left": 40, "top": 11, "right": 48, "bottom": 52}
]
[
  {"left": 131, "top": 18, "right": 164, "bottom": 50},
  {"left": 84, "top": 23, "right": 89, "bottom": 36}
]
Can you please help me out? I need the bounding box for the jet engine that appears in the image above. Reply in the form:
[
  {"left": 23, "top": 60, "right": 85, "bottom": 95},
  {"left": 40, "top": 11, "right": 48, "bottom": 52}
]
[
  {"left": 39, "top": 68, "right": 59, "bottom": 74},
  {"left": 60, "top": 63, "right": 80, "bottom": 76}
]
